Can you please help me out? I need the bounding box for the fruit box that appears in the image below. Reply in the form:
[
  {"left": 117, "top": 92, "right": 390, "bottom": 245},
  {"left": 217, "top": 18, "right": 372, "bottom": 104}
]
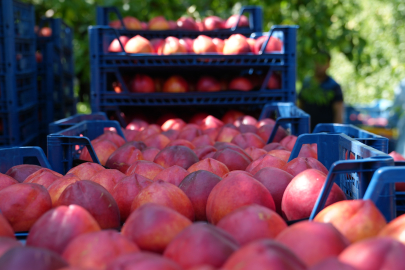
[
  {"left": 88, "top": 24, "right": 297, "bottom": 112},
  {"left": 97, "top": 5, "right": 264, "bottom": 36},
  {"left": 0, "top": 0, "right": 39, "bottom": 147},
  {"left": 37, "top": 17, "right": 76, "bottom": 135},
  {"left": 289, "top": 133, "right": 394, "bottom": 222},
  {"left": 48, "top": 112, "right": 108, "bottom": 134},
  {"left": 312, "top": 123, "right": 388, "bottom": 154},
  {"left": 47, "top": 102, "right": 309, "bottom": 175}
]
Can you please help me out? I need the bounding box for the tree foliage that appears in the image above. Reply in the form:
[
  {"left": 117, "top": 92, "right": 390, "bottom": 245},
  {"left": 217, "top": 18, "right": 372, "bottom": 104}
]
[{"left": 23, "top": 0, "right": 405, "bottom": 109}]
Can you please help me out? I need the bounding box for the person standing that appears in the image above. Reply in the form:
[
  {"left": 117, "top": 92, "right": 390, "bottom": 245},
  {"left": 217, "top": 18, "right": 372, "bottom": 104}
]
[{"left": 298, "top": 51, "right": 344, "bottom": 131}]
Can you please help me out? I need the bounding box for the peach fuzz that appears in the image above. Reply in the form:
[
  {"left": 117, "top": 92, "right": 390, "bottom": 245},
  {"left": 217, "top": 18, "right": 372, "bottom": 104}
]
[
  {"left": 66, "top": 162, "right": 105, "bottom": 180},
  {"left": 245, "top": 154, "right": 286, "bottom": 175},
  {"left": 47, "top": 174, "right": 81, "bottom": 206},
  {"left": 105, "top": 144, "right": 144, "bottom": 173},
  {"left": 89, "top": 169, "right": 126, "bottom": 194},
  {"left": 212, "top": 148, "right": 252, "bottom": 171},
  {"left": 125, "top": 160, "right": 164, "bottom": 180},
  {"left": 153, "top": 165, "right": 189, "bottom": 186},
  {"left": 153, "top": 145, "right": 199, "bottom": 170},
  {"left": 187, "top": 158, "right": 229, "bottom": 177},
  {"left": 141, "top": 147, "right": 160, "bottom": 162}
]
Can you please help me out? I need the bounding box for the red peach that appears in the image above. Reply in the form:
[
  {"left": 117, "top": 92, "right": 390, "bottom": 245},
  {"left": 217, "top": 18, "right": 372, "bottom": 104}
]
[
  {"left": 231, "top": 132, "right": 265, "bottom": 149},
  {"left": 106, "top": 252, "right": 182, "bottom": 270},
  {"left": 0, "top": 237, "right": 22, "bottom": 257},
  {"left": 80, "top": 139, "right": 118, "bottom": 166},
  {"left": 23, "top": 168, "right": 62, "bottom": 188},
  {"left": 212, "top": 38, "right": 225, "bottom": 53},
  {"left": 129, "top": 74, "right": 155, "bottom": 93},
  {"left": 212, "top": 148, "right": 252, "bottom": 171},
  {"left": 203, "top": 16, "right": 223, "bottom": 31},
  {"left": 177, "top": 17, "right": 198, "bottom": 30},
  {"left": 153, "top": 165, "right": 190, "bottom": 186},
  {"left": 5, "top": 164, "right": 43, "bottom": 183},
  {"left": 0, "top": 173, "right": 18, "bottom": 191},
  {"left": 161, "top": 118, "right": 187, "bottom": 132},
  {"left": 228, "top": 77, "right": 253, "bottom": 91},
  {"left": 253, "top": 36, "right": 283, "bottom": 54},
  {"left": 192, "top": 135, "right": 215, "bottom": 147},
  {"left": 298, "top": 144, "right": 318, "bottom": 159},
  {"left": 141, "top": 147, "right": 160, "bottom": 162},
  {"left": 162, "top": 37, "right": 187, "bottom": 55},
  {"left": 153, "top": 145, "right": 199, "bottom": 169},
  {"left": 222, "top": 170, "right": 254, "bottom": 180},
  {"left": 187, "top": 158, "right": 229, "bottom": 177},
  {"left": 238, "top": 124, "right": 258, "bottom": 134},
  {"left": 105, "top": 144, "right": 144, "bottom": 173},
  {"left": 89, "top": 169, "right": 126, "bottom": 194},
  {"left": 124, "top": 35, "right": 153, "bottom": 53},
  {"left": 263, "top": 142, "right": 288, "bottom": 151},
  {"left": 163, "top": 75, "right": 189, "bottom": 92},
  {"left": 179, "top": 37, "right": 194, "bottom": 53},
  {"left": 126, "top": 119, "right": 148, "bottom": 131},
  {"left": 193, "top": 35, "right": 216, "bottom": 54},
  {"left": 150, "top": 38, "right": 165, "bottom": 54},
  {"left": 244, "top": 147, "right": 267, "bottom": 160},
  {"left": 257, "top": 124, "right": 288, "bottom": 143},
  {"left": 47, "top": 174, "right": 81, "bottom": 206},
  {"left": 245, "top": 154, "right": 286, "bottom": 175},
  {"left": 222, "top": 110, "right": 245, "bottom": 124},
  {"left": 280, "top": 135, "right": 297, "bottom": 151},
  {"left": 136, "top": 125, "right": 162, "bottom": 141},
  {"left": 148, "top": 16, "right": 170, "bottom": 30},
  {"left": 189, "top": 113, "right": 210, "bottom": 125},
  {"left": 108, "top": 36, "right": 130, "bottom": 52},
  {"left": 98, "top": 131, "right": 126, "bottom": 147},
  {"left": 162, "top": 129, "right": 180, "bottom": 141},
  {"left": 0, "top": 213, "right": 14, "bottom": 238},
  {"left": 224, "top": 14, "right": 249, "bottom": 29},
  {"left": 122, "top": 16, "right": 142, "bottom": 30},
  {"left": 223, "top": 34, "right": 250, "bottom": 54},
  {"left": 167, "top": 139, "right": 196, "bottom": 149},
  {"left": 143, "top": 134, "right": 171, "bottom": 150},
  {"left": 178, "top": 124, "right": 203, "bottom": 141},
  {"left": 66, "top": 162, "right": 105, "bottom": 180},
  {"left": 267, "top": 149, "right": 291, "bottom": 162},
  {"left": 200, "top": 115, "right": 224, "bottom": 130},
  {"left": 193, "top": 145, "right": 218, "bottom": 159},
  {"left": 234, "top": 115, "right": 257, "bottom": 127},
  {"left": 310, "top": 258, "right": 358, "bottom": 270},
  {"left": 196, "top": 76, "right": 221, "bottom": 92},
  {"left": 126, "top": 160, "right": 164, "bottom": 180},
  {"left": 216, "top": 127, "right": 241, "bottom": 143},
  {"left": 283, "top": 157, "right": 329, "bottom": 176}
]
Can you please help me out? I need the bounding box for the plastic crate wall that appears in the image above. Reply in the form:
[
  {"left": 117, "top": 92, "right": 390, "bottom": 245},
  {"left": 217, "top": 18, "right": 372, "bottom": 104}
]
[{"left": 0, "top": 0, "right": 38, "bottom": 147}]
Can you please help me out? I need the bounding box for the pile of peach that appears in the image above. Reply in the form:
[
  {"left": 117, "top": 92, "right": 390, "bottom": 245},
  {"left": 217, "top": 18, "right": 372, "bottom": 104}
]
[
  {"left": 1, "top": 112, "right": 404, "bottom": 269},
  {"left": 108, "top": 33, "right": 282, "bottom": 55},
  {"left": 109, "top": 14, "right": 252, "bottom": 32}
]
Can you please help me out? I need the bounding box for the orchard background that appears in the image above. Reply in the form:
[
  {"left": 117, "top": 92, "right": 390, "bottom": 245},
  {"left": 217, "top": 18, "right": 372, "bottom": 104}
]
[{"left": 23, "top": 0, "right": 405, "bottom": 113}]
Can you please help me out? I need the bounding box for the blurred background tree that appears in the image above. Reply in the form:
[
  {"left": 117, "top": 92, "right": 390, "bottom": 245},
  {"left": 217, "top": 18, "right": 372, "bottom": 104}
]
[{"left": 23, "top": 0, "right": 405, "bottom": 112}]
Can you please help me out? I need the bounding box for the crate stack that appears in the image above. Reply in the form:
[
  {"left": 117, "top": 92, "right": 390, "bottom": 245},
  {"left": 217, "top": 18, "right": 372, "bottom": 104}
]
[
  {"left": 0, "top": 0, "right": 38, "bottom": 147},
  {"left": 36, "top": 17, "right": 75, "bottom": 149},
  {"left": 89, "top": 6, "right": 297, "bottom": 124}
]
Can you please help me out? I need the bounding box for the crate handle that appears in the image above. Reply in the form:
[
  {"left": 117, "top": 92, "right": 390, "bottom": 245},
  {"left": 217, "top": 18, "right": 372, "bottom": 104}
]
[
  {"left": 230, "top": 6, "right": 262, "bottom": 32},
  {"left": 257, "top": 25, "right": 299, "bottom": 55},
  {"left": 0, "top": 146, "right": 52, "bottom": 170}
]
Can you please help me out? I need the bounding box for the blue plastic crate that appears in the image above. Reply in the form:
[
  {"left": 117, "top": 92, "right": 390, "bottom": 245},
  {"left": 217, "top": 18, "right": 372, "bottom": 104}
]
[
  {"left": 287, "top": 133, "right": 394, "bottom": 221},
  {"left": 0, "top": 146, "right": 51, "bottom": 173},
  {"left": 313, "top": 123, "right": 388, "bottom": 153},
  {"left": 96, "top": 6, "right": 263, "bottom": 36},
  {"left": 88, "top": 25, "right": 297, "bottom": 111},
  {"left": 49, "top": 112, "right": 108, "bottom": 134},
  {"left": 0, "top": 0, "right": 38, "bottom": 147},
  {"left": 47, "top": 102, "right": 308, "bottom": 174}
]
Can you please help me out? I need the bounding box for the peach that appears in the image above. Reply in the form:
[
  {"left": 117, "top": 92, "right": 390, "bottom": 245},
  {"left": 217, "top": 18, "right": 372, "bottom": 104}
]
[
  {"left": 108, "top": 36, "right": 130, "bottom": 52},
  {"left": 98, "top": 131, "right": 126, "bottom": 147},
  {"left": 162, "top": 118, "right": 186, "bottom": 131},
  {"left": 216, "top": 127, "right": 241, "bottom": 142},
  {"left": 234, "top": 115, "right": 257, "bottom": 127},
  {"left": 310, "top": 258, "right": 358, "bottom": 270},
  {"left": 193, "top": 35, "right": 216, "bottom": 54},
  {"left": 280, "top": 135, "right": 297, "bottom": 151},
  {"left": 0, "top": 173, "right": 18, "bottom": 191},
  {"left": 222, "top": 170, "right": 254, "bottom": 180},
  {"left": 178, "top": 125, "right": 203, "bottom": 141},
  {"left": 141, "top": 147, "right": 160, "bottom": 162},
  {"left": 0, "top": 237, "right": 22, "bottom": 257},
  {"left": 212, "top": 38, "right": 225, "bottom": 53},
  {"left": 153, "top": 145, "right": 199, "bottom": 169},
  {"left": 136, "top": 125, "right": 161, "bottom": 141},
  {"left": 123, "top": 129, "right": 139, "bottom": 141},
  {"left": 379, "top": 214, "right": 405, "bottom": 245},
  {"left": 67, "top": 162, "right": 105, "bottom": 180},
  {"left": 179, "top": 37, "right": 194, "bottom": 53},
  {"left": 282, "top": 169, "right": 346, "bottom": 221},
  {"left": 157, "top": 113, "right": 179, "bottom": 126},
  {"left": 298, "top": 144, "right": 318, "bottom": 159},
  {"left": 187, "top": 158, "right": 229, "bottom": 177},
  {"left": 267, "top": 149, "right": 291, "bottom": 162},
  {"left": 23, "top": 168, "right": 62, "bottom": 188},
  {"left": 106, "top": 252, "right": 183, "bottom": 270},
  {"left": 177, "top": 17, "right": 198, "bottom": 30},
  {"left": 125, "top": 160, "right": 164, "bottom": 180},
  {"left": 163, "top": 75, "right": 189, "bottom": 92},
  {"left": 214, "top": 142, "right": 251, "bottom": 160},
  {"left": 193, "top": 145, "right": 218, "bottom": 159},
  {"left": 245, "top": 154, "right": 286, "bottom": 175},
  {"left": 253, "top": 36, "right": 283, "bottom": 54},
  {"left": 162, "top": 37, "right": 187, "bottom": 55},
  {"left": 0, "top": 183, "right": 52, "bottom": 232},
  {"left": 389, "top": 151, "right": 405, "bottom": 161},
  {"left": 126, "top": 119, "right": 148, "bottom": 131},
  {"left": 224, "top": 14, "right": 249, "bottom": 29},
  {"left": 167, "top": 139, "right": 196, "bottom": 149},
  {"left": 124, "top": 35, "right": 153, "bottom": 54},
  {"left": 5, "top": 164, "right": 43, "bottom": 183},
  {"left": 131, "top": 180, "right": 195, "bottom": 221},
  {"left": 192, "top": 135, "right": 215, "bottom": 147},
  {"left": 112, "top": 174, "right": 153, "bottom": 223},
  {"left": 189, "top": 113, "right": 210, "bottom": 125},
  {"left": 203, "top": 16, "right": 223, "bottom": 31},
  {"left": 223, "top": 34, "right": 250, "bottom": 54},
  {"left": 164, "top": 223, "right": 239, "bottom": 269},
  {"left": 222, "top": 110, "right": 245, "bottom": 124},
  {"left": 150, "top": 38, "right": 165, "bottom": 54},
  {"left": 238, "top": 124, "right": 257, "bottom": 134},
  {"left": 228, "top": 77, "right": 253, "bottom": 91},
  {"left": 217, "top": 204, "right": 287, "bottom": 245},
  {"left": 57, "top": 180, "right": 120, "bottom": 229},
  {"left": 212, "top": 148, "right": 252, "bottom": 171},
  {"left": 247, "top": 38, "right": 256, "bottom": 51},
  {"left": 62, "top": 230, "right": 139, "bottom": 270},
  {"left": 47, "top": 174, "right": 81, "bottom": 206},
  {"left": 257, "top": 118, "right": 275, "bottom": 127},
  {"left": 26, "top": 205, "right": 101, "bottom": 254},
  {"left": 339, "top": 237, "right": 405, "bottom": 270},
  {"left": 122, "top": 203, "right": 192, "bottom": 253},
  {"left": 148, "top": 16, "right": 170, "bottom": 30},
  {"left": 222, "top": 239, "right": 306, "bottom": 270},
  {"left": 0, "top": 213, "right": 14, "bottom": 238},
  {"left": 283, "top": 157, "right": 329, "bottom": 176},
  {"left": 276, "top": 221, "right": 349, "bottom": 267},
  {"left": 122, "top": 16, "right": 142, "bottom": 30},
  {"left": 129, "top": 74, "right": 155, "bottom": 93},
  {"left": 179, "top": 170, "right": 222, "bottom": 221},
  {"left": 89, "top": 169, "right": 125, "bottom": 194},
  {"left": 206, "top": 173, "right": 275, "bottom": 224},
  {"left": 105, "top": 144, "right": 144, "bottom": 173},
  {"left": 0, "top": 246, "right": 68, "bottom": 270},
  {"left": 80, "top": 139, "right": 118, "bottom": 166},
  {"left": 263, "top": 142, "right": 288, "bottom": 151},
  {"left": 143, "top": 134, "right": 171, "bottom": 150},
  {"left": 315, "top": 199, "right": 387, "bottom": 243},
  {"left": 231, "top": 132, "right": 265, "bottom": 149},
  {"left": 254, "top": 167, "right": 293, "bottom": 215},
  {"left": 200, "top": 115, "right": 224, "bottom": 130},
  {"left": 162, "top": 129, "right": 180, "bottom": 141},
  {"left": 153, "top": 165, "right": 189, "bottom": 186},
  {"left": 204, "top": 128, "right": 220, "bottom": 141},
  {"left": 268, "top": 73, "right": 282, "bottom": 89},
  {"left": 257, "top": 124, "right": 288, "bottom": 143},
  {"left": 188, "top": 266, "right": 218, "bottom": 270}
]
